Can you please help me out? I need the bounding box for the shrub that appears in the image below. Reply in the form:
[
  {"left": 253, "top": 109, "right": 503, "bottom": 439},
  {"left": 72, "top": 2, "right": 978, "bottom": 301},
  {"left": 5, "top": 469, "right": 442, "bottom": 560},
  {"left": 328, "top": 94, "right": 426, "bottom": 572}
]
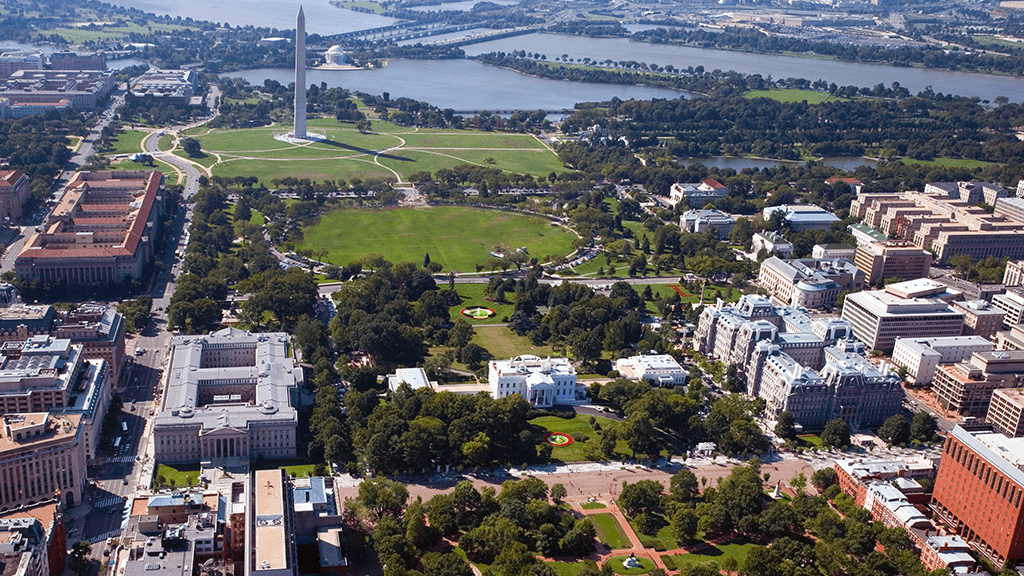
[
  {"left": 662, "top": 556, "right": 676, "bottom": 570},
  {"left": 571, "top": 432, "right": 590, "bottom": 443}
]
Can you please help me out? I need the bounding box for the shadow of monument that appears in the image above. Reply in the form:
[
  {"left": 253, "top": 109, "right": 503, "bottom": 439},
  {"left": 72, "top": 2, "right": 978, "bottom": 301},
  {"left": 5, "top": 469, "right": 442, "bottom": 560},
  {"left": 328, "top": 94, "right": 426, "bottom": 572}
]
[{"left": 317, "top": 138, "right": 415, "bottom": 162}]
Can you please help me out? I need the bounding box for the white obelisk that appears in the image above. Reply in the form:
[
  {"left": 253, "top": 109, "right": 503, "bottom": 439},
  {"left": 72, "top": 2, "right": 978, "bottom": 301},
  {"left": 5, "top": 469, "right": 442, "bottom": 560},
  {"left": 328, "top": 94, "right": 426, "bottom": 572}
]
[{"left": 294, "top": 6, "right": 307, "bottom": 139}]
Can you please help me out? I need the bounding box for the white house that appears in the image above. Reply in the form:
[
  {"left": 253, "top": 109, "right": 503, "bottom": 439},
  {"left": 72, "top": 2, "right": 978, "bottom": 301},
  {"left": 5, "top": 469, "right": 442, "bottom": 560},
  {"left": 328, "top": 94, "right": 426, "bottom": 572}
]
[{"left": 489, "top": 355, "right": 580, "bottom": 408}]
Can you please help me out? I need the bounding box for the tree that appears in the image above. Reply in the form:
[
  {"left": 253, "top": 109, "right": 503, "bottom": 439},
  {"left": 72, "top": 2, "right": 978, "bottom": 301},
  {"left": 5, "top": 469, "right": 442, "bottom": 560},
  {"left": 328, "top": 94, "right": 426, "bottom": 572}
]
[
  {"left": 947, "top": 253, "right": 973, "bottom": 278},
  {"left": 421, "top": 551, "right": 473, "bottom": 576},
  {"left": 71, "top": 540, "right": 92, "bottom": 575},
  {"left": 790, "top": 472, "right": 807, "bottom": 495},
  {"left": 356, "top": 477, "right": 409, "bottom": 521},
  {"left": 670, "top": 469, "right": 699, "bottom": 503},
  {"left": 560, "top": 519, "right": 597, "bottom": 555},
  {"left": 181, "top": 137, "right": 202, "bottom": 157},
  {"left": 618, "top": 480, "right": 663, "bottom": 516},
  {"left": 878, "top": 414, "right": 911, "bottom": 446},
  {"left": 424, "top": 252, "right": 431, "bottom": 268},
  {"left": 811, "top": 468, "right": 837, "bottom": 492},
  {"left": 551, "top": 483, "right": 567, "bottom": 503},
  {"left": 911, "top": 412, "right": 937, "bottom": 442},
  {"left": 671, "top": 507, "right": 698, "bottom": 543},
  {"left": 821, "top": 419, "right": 850, "bottom": 449},
  {"left": 774, "top": 411, "right": 797, "bottom": 440}
]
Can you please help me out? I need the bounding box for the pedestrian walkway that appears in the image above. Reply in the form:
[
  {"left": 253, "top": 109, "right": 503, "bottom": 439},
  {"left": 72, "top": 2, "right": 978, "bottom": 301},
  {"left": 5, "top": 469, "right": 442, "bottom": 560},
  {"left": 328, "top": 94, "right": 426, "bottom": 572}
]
[
  {"left": 107, "top": 456, "right": 137, "bottom": 463},
  {"left": 94, "top": 496, "right": 124, "bottom": 508},
  {"left": 89, "top": 529, "right": 121, "bottom": 544}
]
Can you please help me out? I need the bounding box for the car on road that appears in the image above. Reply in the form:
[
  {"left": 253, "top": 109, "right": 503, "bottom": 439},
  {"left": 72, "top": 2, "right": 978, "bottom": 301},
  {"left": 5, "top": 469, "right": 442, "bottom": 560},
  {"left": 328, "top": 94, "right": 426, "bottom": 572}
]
[{"left": 123, "top": 479, "right": 129, "bottom": 485}]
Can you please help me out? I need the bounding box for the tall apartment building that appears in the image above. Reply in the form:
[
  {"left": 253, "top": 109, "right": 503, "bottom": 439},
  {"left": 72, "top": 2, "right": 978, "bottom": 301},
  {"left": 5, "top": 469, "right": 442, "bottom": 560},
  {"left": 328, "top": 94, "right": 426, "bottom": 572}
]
[
  {"left": 854, "top": 241, "right": 933, "bottom": 287},
  {"left": 934, "top": 350, "right": 1024, "bottom": 417},
  {"left": 931, "top": 427, "right": 1024, "bottom": 568},
  {"left": 841, "top": 281, "right": 965, "bottom": 353},
  {"left": 987, "top": 388, "right": 1024, "bottom": 438},
  {"left": 951, "top": 299, "right": 1006, "bottom": 339},
  {"left": 998, "top": 325, "right": 1024, "bottom": 352},
  {"left": 992, "top": 289, "right": 1024, "bottom": 328},
  {"left": 0, "top": 413, "right": 86, "bottom": 510},
  {"left": 758, "top": 257, "right": 863, "bottom": 309},
  {"left": 490, "top": 355, "right": 580, "bottom": 407},
  {"left": 153, "top": 328, "right": 302, "bottom": 464},
  {"left": 15, "top": 171, "right": 166, "bottom": 286},
  {"left": 892, "top": 335, "right": 993, "bottom": 386}
]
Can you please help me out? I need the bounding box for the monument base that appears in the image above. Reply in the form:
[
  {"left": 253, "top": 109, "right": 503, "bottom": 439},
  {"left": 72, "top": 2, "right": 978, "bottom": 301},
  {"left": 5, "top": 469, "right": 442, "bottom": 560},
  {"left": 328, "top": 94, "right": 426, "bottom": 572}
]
[{"left": 275, "top": 131, "right": 327, "bottom": 144}]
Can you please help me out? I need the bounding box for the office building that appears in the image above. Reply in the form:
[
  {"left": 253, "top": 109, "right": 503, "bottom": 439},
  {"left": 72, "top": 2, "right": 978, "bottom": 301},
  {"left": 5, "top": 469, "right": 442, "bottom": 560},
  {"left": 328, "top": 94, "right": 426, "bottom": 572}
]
[
  {"left": 752, "top": 231, "right": 793, "bottom": 258},
  {"left": 0, "top": 69, "right": 116, "bottom": 109},
  {"left": 48, "top": 52, "right": 106, "bottom": 71},
  {"left": 931, "top": 426, "right": 1024, "bottom": 568},
  {"left": 128, "top": 69, "right": 196, "bottom": 105},
  {"left": 854, "top": 241, "right": 933, "bottom": 287},
  {"left": 835, "top": 457, "right": 937, "bottom": 506},
  {"left": 0, "top": 413, "right": 85, "bottom": 510},
  {"left": 848, "top": 223, "right": 890, "bottom": 246},
  {"left": 934, "top": 350, "right": 1024, "bottom": 417},
  {"left": 1005, "top": 260, "right": 1024, "bottom": 288},
  {"left": 15, "top": 171, "right": 166, "bottom": 286},
  {"left": 489, "top": 355, "right": 580, "bottom": 408},
  {"left": 812, "top": 243, "right": 856, "bottom": 259},
  {"left": 0, "top": 51, "right": 41, "bottom": 79},
  {"left": 615, "top": 354, "right": 687, "bottom": 387},
  {"left": 668, "top": 178, "right": 727, "bottom": 204},
  {"left": 0, "top": 336, "right": 109, "bottom": 459},
  {"left": 763, "top": 204, "right": 841, "bottom": 231},
  {"left": 250, "top": 468, "right": 294, "bottom": 576},
  {"left": 892, "top": 336, "right": 994, "bottom": 386},
  {"left": 998, "top": 324, "right": 1024, "bottom": 352},
  {"left": 951, "top": 300, "right": 1006, "bottom": 339},
  {"left": 758, "top": 256, "right": 863, "bottom": 309},
  {"left": 0, "top": 170, "right": 30, "bottom": 224},
  {"left": 841, "top": 282, "right": 965, "bottom": 353},
  {"left": 679, "top": 209, "right": 735, "bottom": 238},
  {"left": 987, "top": 388, "right": 1024, "bottom": 438},
  {"left": 0, "top": 516, "right": 52, "bottom": 576},
  {"left": 153, "top": 328, "right": 302, "bottom": 464},
  {"left": 993, "top": 289, "right": 1024, "bottom": 328},
  {"left": 749, "top": 340, "right": 902, "bottom": 430}
]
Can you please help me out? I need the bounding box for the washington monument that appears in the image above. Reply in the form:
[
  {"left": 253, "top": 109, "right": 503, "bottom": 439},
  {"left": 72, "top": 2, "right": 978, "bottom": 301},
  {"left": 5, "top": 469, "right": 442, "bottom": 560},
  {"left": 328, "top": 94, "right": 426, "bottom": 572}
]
[{"left": 294, "top": 5, "right": 307, "bottom": 139}]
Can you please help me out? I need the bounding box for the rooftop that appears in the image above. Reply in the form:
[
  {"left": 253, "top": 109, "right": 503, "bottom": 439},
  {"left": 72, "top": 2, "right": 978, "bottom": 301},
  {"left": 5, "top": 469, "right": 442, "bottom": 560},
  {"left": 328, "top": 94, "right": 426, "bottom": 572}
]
[{"left": 253, "top": 469, "right": 287, "bottom": 572}]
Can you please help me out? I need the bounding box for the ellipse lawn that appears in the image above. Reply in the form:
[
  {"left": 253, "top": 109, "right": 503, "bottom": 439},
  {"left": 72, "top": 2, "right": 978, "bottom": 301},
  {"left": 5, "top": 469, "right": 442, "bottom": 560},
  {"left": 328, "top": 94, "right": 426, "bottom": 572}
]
[{"left": 298, "top": 206, "right": 576, "bottom": 273}]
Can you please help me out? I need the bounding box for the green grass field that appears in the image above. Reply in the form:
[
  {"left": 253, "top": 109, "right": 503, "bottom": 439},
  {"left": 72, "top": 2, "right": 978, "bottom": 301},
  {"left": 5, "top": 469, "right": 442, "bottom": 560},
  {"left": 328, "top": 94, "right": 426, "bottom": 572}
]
[
  {"left": 155, "top": 464, "right": 200, "bottom": 488},
  {"left": 582, "top": 502, "right": 607, "bottom": 510},
  {"left": 898, "top": 157, "right": 996, "bottom": 169},
  {"left": 108, "top": 129, "right": 149, "bottom": 155},
  {"left": 972, "top": 35, "right": 1024, "bottom": 48},
  {"left": 280, "top": 464, "right": 317, "bottom": 477},
  {"left": 185, "top": 117, "right": 563, "bottom": 185},
  {"left": 531, "top": 414, "right": 626, "bottom": 462},
  {"left": 606, "top": 555, "right": 654, "bottom": 574},
  {"left": 39, "top": 21, "right": 192, "bottom": 43},
  {"left": 450, "top": 284, "right": 514, "bottom": 325},
  {"left": 745, "top": 89, "right": 840, "bottom": 104},
  {"left": 298, "top": 206, "right": 575, "bottom": 273},
  {"left": 591, "top": 513, "right": 632, "bottom": 549},
  {"left": 547, "top": 562, "right": 589, "bottom": 576},
  {"left": 666, "top": 537, "right": 764, "bottom": 569},
  {"left": 472, "top": 326, "right": 556, "bottom": 360}
]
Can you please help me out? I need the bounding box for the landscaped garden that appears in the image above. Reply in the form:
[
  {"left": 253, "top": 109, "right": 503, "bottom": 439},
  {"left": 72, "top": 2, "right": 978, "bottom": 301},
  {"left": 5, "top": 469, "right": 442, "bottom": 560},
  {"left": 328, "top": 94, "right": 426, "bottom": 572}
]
[{"left": 591, "top": 513, "right": 632, "bottom": 549}]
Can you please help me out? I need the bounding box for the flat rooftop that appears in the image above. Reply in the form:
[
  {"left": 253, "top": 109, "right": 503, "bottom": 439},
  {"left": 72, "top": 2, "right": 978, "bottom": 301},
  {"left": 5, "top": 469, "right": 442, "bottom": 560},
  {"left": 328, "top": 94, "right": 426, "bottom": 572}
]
[{"left": 253, "top": 469, "right": 287, "bottom": 572}]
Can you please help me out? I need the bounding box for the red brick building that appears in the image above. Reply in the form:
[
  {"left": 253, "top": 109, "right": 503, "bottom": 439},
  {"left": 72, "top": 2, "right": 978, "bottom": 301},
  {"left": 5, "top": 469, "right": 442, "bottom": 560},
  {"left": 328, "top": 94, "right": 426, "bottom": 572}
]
[{"left": 931, "top": 426, "right": 1024, "bottom": 568}]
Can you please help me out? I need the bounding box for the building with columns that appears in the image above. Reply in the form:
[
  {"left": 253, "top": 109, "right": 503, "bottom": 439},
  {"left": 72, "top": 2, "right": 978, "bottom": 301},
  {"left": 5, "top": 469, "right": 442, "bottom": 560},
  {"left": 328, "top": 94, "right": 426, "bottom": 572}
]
[
  {"left": 14, "top": 170, "right": 165, "bottom": 287},
  {"left": 153, "top": 328, "right": 302, "bottom": 465}
]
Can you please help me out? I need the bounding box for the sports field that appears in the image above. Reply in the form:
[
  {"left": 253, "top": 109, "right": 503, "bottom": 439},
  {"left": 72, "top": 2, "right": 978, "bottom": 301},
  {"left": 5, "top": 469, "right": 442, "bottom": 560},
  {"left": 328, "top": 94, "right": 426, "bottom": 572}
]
[
  {"left": 298, "top": 205, "right": 576, "bottom": 273},
  {"left": 184, "top": 118, "right": 565, "bottom": 185}
]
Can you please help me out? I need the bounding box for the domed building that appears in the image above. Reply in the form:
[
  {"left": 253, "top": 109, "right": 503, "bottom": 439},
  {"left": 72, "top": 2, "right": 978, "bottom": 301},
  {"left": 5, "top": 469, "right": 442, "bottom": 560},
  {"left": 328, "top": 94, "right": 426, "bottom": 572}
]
[{"left": 325, "top": 45, "right": 346, "bottom": 65}]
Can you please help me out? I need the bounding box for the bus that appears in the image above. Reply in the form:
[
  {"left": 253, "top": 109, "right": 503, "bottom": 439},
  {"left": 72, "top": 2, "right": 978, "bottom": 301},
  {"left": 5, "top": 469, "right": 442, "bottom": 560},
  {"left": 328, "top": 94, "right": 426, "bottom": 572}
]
[
  {"left": 113, "top": 437, "right": 121, "bottom": 450},
  {"left": 122, "top": 421, "right": 128, "bottom": 434}
]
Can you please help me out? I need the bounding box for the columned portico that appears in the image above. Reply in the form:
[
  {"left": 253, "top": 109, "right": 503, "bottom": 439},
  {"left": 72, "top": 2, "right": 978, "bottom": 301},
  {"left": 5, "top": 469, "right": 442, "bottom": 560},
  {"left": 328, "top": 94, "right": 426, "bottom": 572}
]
[{"left": 199, "top": 428, "right": 248, "bottom": 462}]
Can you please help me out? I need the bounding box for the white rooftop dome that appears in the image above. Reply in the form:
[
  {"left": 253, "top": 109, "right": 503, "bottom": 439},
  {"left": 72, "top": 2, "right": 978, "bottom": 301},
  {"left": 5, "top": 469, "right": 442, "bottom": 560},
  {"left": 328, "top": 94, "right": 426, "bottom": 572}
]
[{"left": 327, "top": 45, "right": 345, "bottom": 54}]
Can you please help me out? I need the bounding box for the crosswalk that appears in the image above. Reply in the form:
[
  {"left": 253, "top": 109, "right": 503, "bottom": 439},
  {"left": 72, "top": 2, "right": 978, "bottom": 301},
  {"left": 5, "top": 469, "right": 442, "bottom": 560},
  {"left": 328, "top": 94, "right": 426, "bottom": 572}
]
[
  {"left": 94, "top": 496, "right": 124, "bottom": 508},
  {"left": 107, "top": 456, "right": 136, "bottom": 463},
  {"left": 89, "top": 529, "right": 121, "bottom": 544}
]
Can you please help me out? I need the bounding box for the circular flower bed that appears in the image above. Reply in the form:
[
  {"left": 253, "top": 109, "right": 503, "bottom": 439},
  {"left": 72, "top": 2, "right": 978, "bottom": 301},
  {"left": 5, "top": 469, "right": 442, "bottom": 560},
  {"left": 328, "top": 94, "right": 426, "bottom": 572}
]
[
  {"left": 546, "top": 433, "right": 573, "bottom": 446},
  {"left": 461, "top": 306, "right": 496, "bottom": 319}
]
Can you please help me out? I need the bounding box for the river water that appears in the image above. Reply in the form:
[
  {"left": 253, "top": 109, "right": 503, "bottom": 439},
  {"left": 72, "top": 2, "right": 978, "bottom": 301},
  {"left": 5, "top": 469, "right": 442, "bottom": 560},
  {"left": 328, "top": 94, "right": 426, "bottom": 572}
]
[
  {"left": 463, "top": 32, "right": 1024, "bottom": 102},
  {"left": 224, "top": 59, "right": 691, "bottom": 110}
]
